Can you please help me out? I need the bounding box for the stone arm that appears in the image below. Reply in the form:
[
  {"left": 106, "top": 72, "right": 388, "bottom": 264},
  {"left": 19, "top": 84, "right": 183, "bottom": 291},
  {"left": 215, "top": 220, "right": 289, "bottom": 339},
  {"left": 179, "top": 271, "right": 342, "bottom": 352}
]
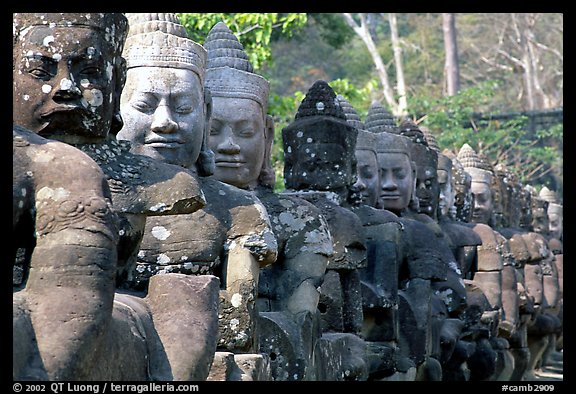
[
  {"left": 219, "top": 195, "right": 278, "bottom": 352},
  {"left": 13, "top": 128, "right": 119, "bottom": 380},
  {"left": 264, "top": 196, "right": 333, "bottom": 316}
]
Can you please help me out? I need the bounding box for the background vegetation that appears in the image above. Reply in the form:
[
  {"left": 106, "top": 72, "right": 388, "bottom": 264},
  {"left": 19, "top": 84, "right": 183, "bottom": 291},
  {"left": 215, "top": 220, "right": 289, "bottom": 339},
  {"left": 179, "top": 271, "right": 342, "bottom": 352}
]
[{"left": 178, "top": 13, "right": 563, "bottom": 198}]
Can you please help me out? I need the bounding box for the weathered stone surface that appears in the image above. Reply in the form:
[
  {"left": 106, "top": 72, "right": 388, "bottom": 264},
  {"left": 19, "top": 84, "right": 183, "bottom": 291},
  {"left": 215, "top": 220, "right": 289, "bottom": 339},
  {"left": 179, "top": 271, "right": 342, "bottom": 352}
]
[
  {"left": 206, "top": 352, "right": 272, "bottom": 381},
  {"left": 472, "top": 271, "right": 503, "bottom": 311},
  {"left": 145, "top": 274, "right": 220, "bottom": 381},
  {"left": 312, "top": 333, "right": 368, "bottom": 381},
  {"left": 398, "top": 279, "right": 432, "bottom": 365}
]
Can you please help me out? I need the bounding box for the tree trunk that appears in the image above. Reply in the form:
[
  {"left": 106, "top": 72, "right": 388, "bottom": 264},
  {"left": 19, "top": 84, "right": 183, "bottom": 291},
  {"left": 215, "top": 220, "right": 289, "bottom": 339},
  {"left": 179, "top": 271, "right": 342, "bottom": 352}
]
[
  {"left": 342, "top": 13, "right": 399, "bottom": 115},
  {"left": 388, "top": 13, "right": 408, "bottom": 116},
  {"left": 442, "top": 13, "right": 460, "bottom": 96}
]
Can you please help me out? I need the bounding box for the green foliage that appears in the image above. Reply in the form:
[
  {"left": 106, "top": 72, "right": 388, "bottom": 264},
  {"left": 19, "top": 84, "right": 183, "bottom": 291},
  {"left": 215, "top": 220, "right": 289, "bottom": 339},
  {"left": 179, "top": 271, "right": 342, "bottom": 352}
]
[
  {"left": 307, "top": 14, "right": 356, "bottom": 48},
  {"left": 177, "top": 13, "right": 307, "bottom": 70},
  {"left": 408, "top": 81, "right": 562, "bottom": 190}
]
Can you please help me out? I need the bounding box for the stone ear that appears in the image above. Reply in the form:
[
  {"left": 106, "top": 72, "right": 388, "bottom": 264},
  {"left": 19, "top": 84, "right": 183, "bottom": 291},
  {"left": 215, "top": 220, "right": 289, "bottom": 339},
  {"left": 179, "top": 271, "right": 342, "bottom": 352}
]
[
  {"left": 258, "top": 115, "right": 276, "bottom": 189},
  {"left": 196, "top": 89, "right": 215, "bottom": 177}
]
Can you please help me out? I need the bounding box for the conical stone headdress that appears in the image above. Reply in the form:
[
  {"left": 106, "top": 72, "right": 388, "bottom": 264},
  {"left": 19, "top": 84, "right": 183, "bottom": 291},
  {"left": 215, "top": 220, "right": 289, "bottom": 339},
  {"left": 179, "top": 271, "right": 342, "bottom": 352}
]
[
  {"left": 539, "top": 186, "right": 559, "bottom": 205},
  {"left": 458, "top": 143, "right": 493, "bottom": 185},
  {"left": 337, "top": 95, "right": 377, "bottom": 153},
  {"left": 282, "top": 80, "right": 355, "bottom": 149},
  {"left": 337, "top": 94, "right": 365, "bottom": 131},
  {"left": 421, "top": 126, "right": 440, "bottom": 153},
  {"left": 123, "top": 13, "right": 206, "bottom": 83},
  {"left": 364, "top": 101, "right": 398, "bottom": 134},
  {"left": 205, "top": 21, "right": 270, "bottom": 115},
  {"left": 539, "top": 186, "right": 563, "bottom": 217},
  {"left": 282, "top": 81, "right": 357, "bottom": 190}
]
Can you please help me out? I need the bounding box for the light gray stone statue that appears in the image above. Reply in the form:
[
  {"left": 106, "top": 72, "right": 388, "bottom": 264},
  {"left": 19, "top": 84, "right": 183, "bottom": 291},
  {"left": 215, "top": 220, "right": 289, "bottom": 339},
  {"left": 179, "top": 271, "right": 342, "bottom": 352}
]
[
  {"left": 521, "top": 186, "right": 561, "bottom": 380},
  {"left": 538, "top": 186, "right": 563, "bottom": 365},
  {"left": 204, "top": 21, "right": 333, "bottom": 381},
  {"left": 117, "top": 13, "right": 278, "bottom": 380},
  {"left": 458, "top": 143, "right": 518, "bottom": 380}
]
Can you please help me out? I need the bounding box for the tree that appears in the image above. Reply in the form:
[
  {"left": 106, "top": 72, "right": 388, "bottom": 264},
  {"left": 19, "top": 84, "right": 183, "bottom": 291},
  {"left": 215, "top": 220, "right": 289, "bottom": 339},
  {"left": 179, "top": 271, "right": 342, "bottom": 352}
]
[
  {"left": 442, "top": 13, "right": 460, "bottom": 96},
  {"left": 458, "top": 13, "right": 562, "bottom": 111},
  {"left": 342, "top": 13, "right": 408, "bottom": 117},
  {"left": 177, "top": 13, "right": 307, "bottom": 70}
]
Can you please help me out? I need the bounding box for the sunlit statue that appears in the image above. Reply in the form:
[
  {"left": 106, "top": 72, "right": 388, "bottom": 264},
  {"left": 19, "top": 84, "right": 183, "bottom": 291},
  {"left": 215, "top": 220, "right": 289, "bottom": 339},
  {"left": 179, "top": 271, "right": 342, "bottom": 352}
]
[
  {"left": 117, "top": 13, "right": 278, "bottom": 380},
  {"left": 520, "top": 186, "right": 561, "bottom": 380},
  {"left": 457, "top": 143, "right": 518, "bottom": 380},
  {"left": 538, "top": 186, "right": 563, "bottom": 365},
  {"left": 204, "top": 21, "right": 333, "bottom": 381}
]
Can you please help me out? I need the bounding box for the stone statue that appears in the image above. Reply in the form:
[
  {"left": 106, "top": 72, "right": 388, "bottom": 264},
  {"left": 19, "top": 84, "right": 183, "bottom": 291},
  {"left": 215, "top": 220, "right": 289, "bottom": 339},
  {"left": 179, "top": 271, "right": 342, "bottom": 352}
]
[
  {"left": 521, "top": 186, "right": 562, "bottom": 380},
  {"left": 13, "top": 123, "right": 117, "bottom": 380},
  {"left": 457, "top": 143, "right": 518, "bottom": 380},
  {"left": 538, "top": 186, "right": 563, "bottom": 364},
  {"left": 117, "top": 13, "right": 278, "bottom": 381},
  {"left": 339, "top": 96, "right": 411, "bottom": 381},
  {"left": 204, "top": 21, "right": 333, "bottom": 381},
  {"left": 13, "top": 13, "right": 213, "bottom": 381},
  {"left": 363, "top": 107, "right": 457, "bottom": 381},
  {"left": 282, "top": 80, "right": 369, "bottom": 380},
  {"left": 491, "top": 163, "right": 540, "bottom": 380}
]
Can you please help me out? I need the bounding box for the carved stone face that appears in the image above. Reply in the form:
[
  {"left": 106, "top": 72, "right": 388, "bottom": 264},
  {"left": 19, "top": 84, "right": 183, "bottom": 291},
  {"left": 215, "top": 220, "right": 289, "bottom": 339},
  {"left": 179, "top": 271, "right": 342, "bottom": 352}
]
[
  {"left": 470, "top": 181, "right": 493, "bottom": 225},
  {"left": 412, "top": 146, "right": 439, "bottom": 219},
  {"left": 437, "top": 168, "right": 454, "bottom": 218},
  {"left": 376, "top": 152, "right": 414, "bottom": 213},
  {"left": 548, "top": 211, "right": 563, "bottom": 240},
  {"left": 296, "top": 142, "right": 351, "bottom": 190},
  {"left": 352, "top": 149, "right": 379, "bottom": 207},
  {"left": 209, "top": 96, "right": 266, "bottom": 189},
  {"left": 531, "top": 199, "right": 550, "bottom": 235},
  {"left": 118, "top": 67, "right": 205, "bottom": 169},
  {"left": 13, "top": 26, "right": 119, "bottom": 142}
]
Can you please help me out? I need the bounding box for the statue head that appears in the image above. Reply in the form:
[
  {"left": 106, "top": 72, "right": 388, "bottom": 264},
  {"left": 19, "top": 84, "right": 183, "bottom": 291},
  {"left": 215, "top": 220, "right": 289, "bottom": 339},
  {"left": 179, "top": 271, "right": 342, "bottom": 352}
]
[
  {"left": 399, "top": 120, "right": 439, "bottom": 219},
  {"left": 442, "top": 150, "right": 474, "bottom": 223},
  {"left": 526, "top": 185, "right": 550, "bottom": 236},
  {"left": 437, "top": 151, "right": 455, "bottom": 220},
  {"left": 117, "top": 13, "right": 213, "bottom": 174},
  {"left": 539, "top": 186, "right": 563, "bottom": 240},
  {"left": 364, "top": 102, "right": 415, "bottom": 214},
  {"left": 204, "top": 21, "right": 274, "bottom": 189},
  {"left": 13, "top": 13, "right": 129, "bottom": 143},
  {"left": 458, "top": 143, "right": 494, "bottom": 226},
  {"left": 493, "top": 163, "right": 523, "bottom": 229},
  {"left": 282, "top": 80, "right": 357, "bottom": 194},
  {"left": 338, "top": 95, "right": 379, "bottom": 207},
  {"left": 373, "top": 131, "right": 415, "bottom": 214}
]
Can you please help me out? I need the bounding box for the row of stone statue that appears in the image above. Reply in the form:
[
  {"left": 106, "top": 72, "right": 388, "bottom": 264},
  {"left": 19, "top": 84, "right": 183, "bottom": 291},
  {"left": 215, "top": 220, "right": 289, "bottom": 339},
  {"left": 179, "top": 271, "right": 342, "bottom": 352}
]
[{"left": 13, "top": 13, "right": 563, "bottom": 382}]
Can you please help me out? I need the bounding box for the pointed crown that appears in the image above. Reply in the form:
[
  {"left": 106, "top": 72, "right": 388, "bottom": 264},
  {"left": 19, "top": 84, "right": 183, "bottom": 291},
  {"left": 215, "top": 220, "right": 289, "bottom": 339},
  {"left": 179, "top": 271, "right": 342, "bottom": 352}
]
[
  {"left": 365, "top": 101, "right": 398, "bottom": 134},
  {"left": 123, "top": 13, "right": 206, "bottom": 83},
  {"left": 457, "top": 143, "right": 494, "bottom": 185},
  {"left": 204, "top": 21, "right": 269, "bottom": 115}
]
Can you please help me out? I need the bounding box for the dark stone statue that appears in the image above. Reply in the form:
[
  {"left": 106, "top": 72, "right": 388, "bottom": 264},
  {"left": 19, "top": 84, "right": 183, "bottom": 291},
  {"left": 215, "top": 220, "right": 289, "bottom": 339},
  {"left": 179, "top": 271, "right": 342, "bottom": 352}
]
[
  {"left": 13, "top": 13, "right": 212, "bottom": 381},
  {"left": 339, "top": 96, "right": 409, "bottom": 380},
  {"left": 282, "top": 80, "right": 369, "bottom": 380}
]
